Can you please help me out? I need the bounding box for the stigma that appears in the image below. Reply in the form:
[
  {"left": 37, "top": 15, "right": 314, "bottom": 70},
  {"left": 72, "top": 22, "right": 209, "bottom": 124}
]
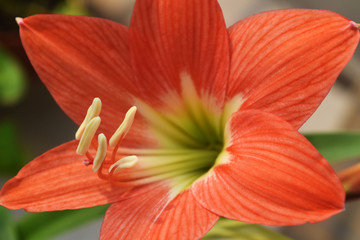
[{"left": 75, "top": 98, "right": 138, "bottom": 174}]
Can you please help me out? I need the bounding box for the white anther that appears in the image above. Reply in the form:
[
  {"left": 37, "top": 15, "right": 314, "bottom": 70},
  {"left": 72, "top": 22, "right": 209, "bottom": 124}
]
[
  {"left": 109, "top": 156, "right": 138, "bottom": 173},
  {"left": 109, "top": 106, "right": 137, "bottom": 148},
  {"left": 76, "top": 116, "right": 101, "bottom": 155},
  {"left": 92, "top": 133, "right": 107, "bottom": 172},
  {"left": 75, "top": 98, "right": 102, "bottom": 140}
]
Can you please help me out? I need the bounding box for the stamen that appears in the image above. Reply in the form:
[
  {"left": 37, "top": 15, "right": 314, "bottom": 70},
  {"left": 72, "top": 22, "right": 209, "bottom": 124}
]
[
  {"left": 92, "top": 133, "right": 107, "bottom": 172},
  {"left": 109, "top": 106, "right": 137, "bottom": 148},
  {"left": 76, "top": 116, "right": 101, "bottom": 155},
  {"left": 109, "top": 156, "right": 138, "bottom": 173},
  {"left": 75, "top": 98, "right": 102, "bottom": 140}
]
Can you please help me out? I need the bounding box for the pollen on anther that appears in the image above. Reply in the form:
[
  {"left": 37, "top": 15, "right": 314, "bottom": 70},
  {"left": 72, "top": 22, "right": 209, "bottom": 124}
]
[
  {"left": 109, "top": 106, "right": 137, "bottom": 148},
  {"left": 75, "top": 98, "right": 102, "bottom": 140},
  {"left": 76, "top": 116, "right": 101, "bottom": 155},
  {"left": 92, "top": 133, "right": 107, "bottom": 172},
  {"left": 109, "top": 156, "right": 138, "bottom": 173}
]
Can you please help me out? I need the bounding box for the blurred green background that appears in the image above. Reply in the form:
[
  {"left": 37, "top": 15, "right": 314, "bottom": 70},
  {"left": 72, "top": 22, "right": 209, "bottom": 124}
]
[{"left": 1, "top": 0, "right": 360, "bottom": 239}]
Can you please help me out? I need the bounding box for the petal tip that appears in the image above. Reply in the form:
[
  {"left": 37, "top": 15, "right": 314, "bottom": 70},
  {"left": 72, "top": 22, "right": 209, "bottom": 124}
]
[
  {"left": 15, "top": 17, "right": 24, "bottom": 26},
  {"left": 349, "top": 21, "right": 360, "bottom": 30}
]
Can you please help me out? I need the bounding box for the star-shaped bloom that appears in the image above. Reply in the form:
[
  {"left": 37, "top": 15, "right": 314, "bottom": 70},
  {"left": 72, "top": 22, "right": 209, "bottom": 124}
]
[{"left": 1, "top": 0, "right": 359, "bottom": 239}]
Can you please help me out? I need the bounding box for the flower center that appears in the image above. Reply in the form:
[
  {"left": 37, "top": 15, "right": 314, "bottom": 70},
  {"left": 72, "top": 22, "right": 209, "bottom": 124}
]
[{"left": 75, "top": 74, "right": 242, "bottom": 193}]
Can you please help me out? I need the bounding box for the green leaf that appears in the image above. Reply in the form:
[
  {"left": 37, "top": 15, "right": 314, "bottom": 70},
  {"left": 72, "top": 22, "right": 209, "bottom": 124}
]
[
  {"left": 0, "top": 46, "right": 26, "bottom": 106},
  {"left": 305, "top": 132, "right": 360, "bottom": 163},
  {"left": 16, "top": 205, "right": 108, "bottom": 240},
  {"left": 0, "top": 121, "right": 28, "bottom": 174},
  {"left": 202, "top": 218, "right": 292, "bottom": 240},
  {"left": 0, "top": 206, "right": 18, "bottom": 240}
]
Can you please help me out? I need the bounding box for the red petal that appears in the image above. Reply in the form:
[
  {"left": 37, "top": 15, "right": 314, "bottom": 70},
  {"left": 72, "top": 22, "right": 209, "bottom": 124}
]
[
  {"left": 0, "top": 141, "right": 130, "bottom": 211},
  {"left": 192, "top": 110, "right": 344, "bottom": 226},
  {"left": 130, "top": 0, "right": 230, "bottom": 107},
  {"left": 146, "top": 189, "right": 218, "bottom": 239},
  {"left": 100, "top": 185, "right": 218, "bottom": 240},
  {"left": 19, "top": 15, "right": 136, "bottom": 137},
  {"left": 228, "top": 9, "right": 359, "bottom": 129}
]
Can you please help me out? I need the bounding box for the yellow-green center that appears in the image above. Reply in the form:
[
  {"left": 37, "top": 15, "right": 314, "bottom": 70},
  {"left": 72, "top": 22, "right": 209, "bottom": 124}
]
[{"left": 131, "top": 73, "right": 242, "bottom": 192}]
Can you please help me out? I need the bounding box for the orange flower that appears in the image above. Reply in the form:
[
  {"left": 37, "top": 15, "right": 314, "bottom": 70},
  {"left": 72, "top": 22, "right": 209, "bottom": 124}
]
[{"left": 1, "top": 1, "right": 359, "bottom": 239}]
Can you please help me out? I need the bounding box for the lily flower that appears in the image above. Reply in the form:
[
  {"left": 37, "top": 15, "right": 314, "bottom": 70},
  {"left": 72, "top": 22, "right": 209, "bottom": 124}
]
[{"left": 1, "top": 0, "right": 359, "bottom": 239}]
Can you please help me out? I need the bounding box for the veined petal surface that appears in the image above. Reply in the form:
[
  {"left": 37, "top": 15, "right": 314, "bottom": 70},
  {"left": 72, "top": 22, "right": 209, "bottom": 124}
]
[
  {"left": 192, "top": 110, "right": 344, "bottom": 226},
  {"left": 100, "top": 186, "right": 218, "bottom": 240},
  {"left": 0, "top": 141, "right": 130, "bottom": 211},
  {"left": 18, "top": 15, "right": 141, "bottom": 138},
  {"left": 130, "top": 0, "right": 230, "bottom": 109},
  {"left": 228, "top": 9, "right": 360, "bottom": 128}
]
